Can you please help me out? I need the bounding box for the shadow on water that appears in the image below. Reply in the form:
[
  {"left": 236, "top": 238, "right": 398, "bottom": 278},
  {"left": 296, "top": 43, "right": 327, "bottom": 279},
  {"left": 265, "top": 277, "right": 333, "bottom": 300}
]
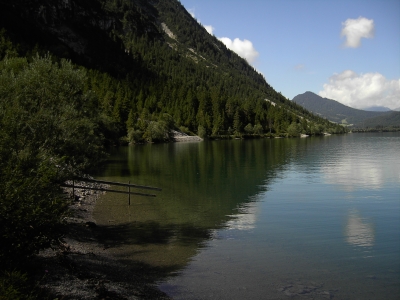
[
  {"left": 97, "top": 221, "right": 212, "bottom": 247},
  {"left": 92, "top": 218, "right": 219, "bottom": 280},
  {"left": 93, "top": 137, "right": 334, "bottom": 279}
]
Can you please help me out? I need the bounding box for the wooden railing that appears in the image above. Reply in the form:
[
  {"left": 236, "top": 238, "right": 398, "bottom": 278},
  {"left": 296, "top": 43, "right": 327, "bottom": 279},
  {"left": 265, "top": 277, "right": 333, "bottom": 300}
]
[{"left": 62, "top": 177, "right": 162, "bottom": 205}]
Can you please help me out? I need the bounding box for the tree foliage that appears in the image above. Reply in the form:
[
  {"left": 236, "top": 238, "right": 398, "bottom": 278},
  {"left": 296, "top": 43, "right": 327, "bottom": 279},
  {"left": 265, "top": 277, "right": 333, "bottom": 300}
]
[{"left": 0, "top": 55, "right": 106, "bottom": 264}]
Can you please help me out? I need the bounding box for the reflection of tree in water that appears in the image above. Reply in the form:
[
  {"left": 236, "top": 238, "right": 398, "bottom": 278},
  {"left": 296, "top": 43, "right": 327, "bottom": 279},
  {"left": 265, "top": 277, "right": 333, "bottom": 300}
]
[
  {"left": 345, "top": 209, "right": 375, "bottom": 247},
  {"left": 93, "top": 138, "right": 324, "bottom": 276}
]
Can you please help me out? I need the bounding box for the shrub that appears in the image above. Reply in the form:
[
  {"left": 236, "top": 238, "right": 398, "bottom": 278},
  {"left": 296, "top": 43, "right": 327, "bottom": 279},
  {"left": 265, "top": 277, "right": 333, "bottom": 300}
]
[
  {"left": 0, "top": 55, "right": 105, "bottom": 266},
  {"left": 287, "top": 122, "right": 301, "bottom": 137},
  {"left": 244, "top": 123, "right": 254, "bottom": 134},
  {"left": 197, "top": 125, "right": 207, "bottom": 138},
  {"left": 0, "top": 270, "right": 37, "bottom": 300},
  {"left": 253, "top": 124, "right": 264, "bottom": 135},
  {"left": 144, "top": 120, "right": 169, "bottom": 143}
]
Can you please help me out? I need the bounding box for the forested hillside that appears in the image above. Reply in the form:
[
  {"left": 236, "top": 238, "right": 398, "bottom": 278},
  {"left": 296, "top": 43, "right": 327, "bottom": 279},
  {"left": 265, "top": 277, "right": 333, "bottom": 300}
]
[{"left": 1, "top": 0, "right": 345, "bottom": 144}]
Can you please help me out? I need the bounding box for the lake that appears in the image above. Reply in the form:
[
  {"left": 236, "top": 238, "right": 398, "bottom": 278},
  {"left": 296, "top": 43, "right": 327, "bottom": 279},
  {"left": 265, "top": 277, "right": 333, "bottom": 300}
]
[{"left": 93, "top": 132, "right": 400, "bottom": 299}]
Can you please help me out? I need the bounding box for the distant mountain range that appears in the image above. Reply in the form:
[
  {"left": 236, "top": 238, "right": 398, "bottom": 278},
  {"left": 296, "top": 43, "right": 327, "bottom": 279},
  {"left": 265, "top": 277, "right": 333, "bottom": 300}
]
[
  {"left": 292, "top": 92, "right": 400, "bottom": 128},
  {"left": 359, "top": 110, "right": 400, "bottom": 128},
  {"left": 363, "top": 106, "right": 392, "bottom": 112}
]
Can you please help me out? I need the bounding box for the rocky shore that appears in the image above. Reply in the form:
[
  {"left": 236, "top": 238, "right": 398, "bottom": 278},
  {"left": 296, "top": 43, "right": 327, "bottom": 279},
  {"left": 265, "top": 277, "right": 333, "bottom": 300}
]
[
  {"left": 34, "top": 179, "right": 171, "bottom": 300},
  {"left": 171, "top": 130, "right": 203, "bottom": 142}
]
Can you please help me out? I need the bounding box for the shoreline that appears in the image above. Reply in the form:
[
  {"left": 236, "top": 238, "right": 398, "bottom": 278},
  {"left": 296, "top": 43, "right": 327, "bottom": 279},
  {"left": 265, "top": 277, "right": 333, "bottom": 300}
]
[
  {"left": 172, "top": 130, "right": 203, "bottom": 142},
  {"left": 35, "top": 183, "right": 171, "bottom": 299}
]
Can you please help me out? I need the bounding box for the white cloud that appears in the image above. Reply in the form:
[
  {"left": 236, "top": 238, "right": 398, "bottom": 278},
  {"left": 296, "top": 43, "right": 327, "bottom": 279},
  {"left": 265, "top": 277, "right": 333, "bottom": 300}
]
[
  {"left": 341, "top": 17, "right": 375, "bottom": 48},
  {"left": 204, "top": 25, "right": 214, "bottom": 35},
  {"left": 319, "top": 70, "right": 400, "bottom": 110},
  {"left": 188, "top": 8, "right": 195, "bottom": 18},
  {"left": 345, "top": 210, "right": 374, "bottom": 247},
  {"left": 184, "top": 8, "right": 259, "bottom": 65},
  {"left": 226, "top": 203, "right": 259, "bottom": 231},
  {"left": 219, "top": 37, "right": 259, "bottom": 64}
]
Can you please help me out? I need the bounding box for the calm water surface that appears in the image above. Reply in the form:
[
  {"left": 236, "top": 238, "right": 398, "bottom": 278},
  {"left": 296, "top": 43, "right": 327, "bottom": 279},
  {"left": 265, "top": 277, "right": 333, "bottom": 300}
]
[{"left": 94, "top": 133, "right": 400, "bottom": 299}]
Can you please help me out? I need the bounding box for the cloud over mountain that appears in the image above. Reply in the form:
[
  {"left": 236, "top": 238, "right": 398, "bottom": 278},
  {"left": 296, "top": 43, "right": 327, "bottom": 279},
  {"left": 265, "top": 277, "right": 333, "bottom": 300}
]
[
  {"left": 319, "top": 70, "right": 400, "bottom": 110},
  {"left": 219, "top": 37, "right": 259, "bottom": 64},
  {"left": 204, "top": 25, "right": 214, "bottom": 35},
  {"left": 187, "top": 8, "right": 259, "bottom": 64},
  {"left": 341, "top": 17, "right": 375, "bottom": 48}
]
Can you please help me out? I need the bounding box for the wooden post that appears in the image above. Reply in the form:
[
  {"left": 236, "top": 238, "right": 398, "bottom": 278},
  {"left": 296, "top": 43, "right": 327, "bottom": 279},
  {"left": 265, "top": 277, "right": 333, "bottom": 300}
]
[{"left": 128, "top": 180, "right": 131, "bottom": 205}]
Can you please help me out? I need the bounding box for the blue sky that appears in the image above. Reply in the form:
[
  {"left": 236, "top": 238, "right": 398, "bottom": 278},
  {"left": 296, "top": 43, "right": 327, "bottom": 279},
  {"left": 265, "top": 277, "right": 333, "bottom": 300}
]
[{"left": 179, "top": 0, "right": 400, "bottom": 110}]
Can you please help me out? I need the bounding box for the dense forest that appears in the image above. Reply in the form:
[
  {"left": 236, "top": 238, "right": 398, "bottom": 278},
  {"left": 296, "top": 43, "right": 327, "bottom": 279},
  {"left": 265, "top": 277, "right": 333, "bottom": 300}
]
[
  {"left": 0, "top": 0, "right": 347, "bottom": 297},
  {"left": 0, "top": 0, "right": 346, "bottom": 143}
]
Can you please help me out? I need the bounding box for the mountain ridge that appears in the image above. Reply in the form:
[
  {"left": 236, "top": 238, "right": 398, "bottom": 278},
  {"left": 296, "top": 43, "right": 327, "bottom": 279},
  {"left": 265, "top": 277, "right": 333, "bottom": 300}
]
[
  {"left": 292, "top": 91, "right": 397, "bottom": 127},
  {"left": 0, "top": 0, "right": 346, "bottom": 141},
  {"left": 363, "top": 106, "right": 392, "bottom": 112}
]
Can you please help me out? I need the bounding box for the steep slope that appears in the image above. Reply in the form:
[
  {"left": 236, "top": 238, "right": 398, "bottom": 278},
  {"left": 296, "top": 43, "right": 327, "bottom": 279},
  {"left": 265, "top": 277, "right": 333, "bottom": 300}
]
[
  {"left": 0, "top": 0, "right": 346, "bottom": 141},
  {"left": 0, "top": 0, "right": 152, "bottom": 75},
  {"left": 292, "top": 91, "right": 392, "bottom": 126}
]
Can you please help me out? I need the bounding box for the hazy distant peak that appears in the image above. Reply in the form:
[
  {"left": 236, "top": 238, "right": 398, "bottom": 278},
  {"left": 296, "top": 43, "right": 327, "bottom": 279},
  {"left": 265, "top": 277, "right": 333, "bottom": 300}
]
[
  {"left": 292, "top": 92, "right": 398, "bottom": 127},
  {"left": 362, "top": 106, "right": 392, "bottom": 112}
]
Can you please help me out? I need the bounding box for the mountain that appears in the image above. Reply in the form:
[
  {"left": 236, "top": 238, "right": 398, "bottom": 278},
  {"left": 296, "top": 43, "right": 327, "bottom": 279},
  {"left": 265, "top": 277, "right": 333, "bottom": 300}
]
[
  {"left": 0, "top": 0, "right": 346, "bottom": 141},
  {"left": 364, "top": 106, "right": 392, "bottom": 112},
  {"left": 292, "top": 92, "right": 394, "bottom": 127},
  {"left": 360, "top": 111, "right": 400, "bottom": 128}
]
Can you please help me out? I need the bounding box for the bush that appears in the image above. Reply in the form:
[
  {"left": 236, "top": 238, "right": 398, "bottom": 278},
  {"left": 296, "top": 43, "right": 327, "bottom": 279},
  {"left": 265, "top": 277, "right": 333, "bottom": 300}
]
[
  {"left": 244, "top": 123, "right": 254, "bottom": 134},
  {"left": 144, "top": 121, "right": 169, "bottom": 143},
  {"left": 0, "top": 270, "right": 37, "bottom": 300},
  {"left": 127, "top": 127, "right": 145, "bottom": 144},
  {"left": 287, "top": 122, "right": 301, "bottom": 137},
  {"left": 0, "top": 55, "right": 105, "bottom": 266},
  {"left": 197, "top": 125, "right": 207, "bottom": 138},
  {"left": 253, "top": 124, "right": 264, "bottom": 135}
]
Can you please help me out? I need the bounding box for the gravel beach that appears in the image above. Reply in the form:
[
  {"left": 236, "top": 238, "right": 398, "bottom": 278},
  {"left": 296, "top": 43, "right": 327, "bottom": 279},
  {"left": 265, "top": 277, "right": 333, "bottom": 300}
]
[{"left": 34, "top": 182, "right": 171, "bottom": 300}]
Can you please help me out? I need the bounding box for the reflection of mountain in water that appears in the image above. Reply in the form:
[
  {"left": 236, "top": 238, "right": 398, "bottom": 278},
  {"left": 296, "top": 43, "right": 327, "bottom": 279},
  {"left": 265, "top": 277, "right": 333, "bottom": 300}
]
[
  {"left": 345, "top": 210, "right": 375, "bottom": 247},
  {"left": 94, "top": 134, "right": 400, "bottom": 276},
  {"left": 93, "top": 139, "right": 300, "bottom": 272},
  {"left": 101, "top": 139, "right": 296, "bottom": 227}
]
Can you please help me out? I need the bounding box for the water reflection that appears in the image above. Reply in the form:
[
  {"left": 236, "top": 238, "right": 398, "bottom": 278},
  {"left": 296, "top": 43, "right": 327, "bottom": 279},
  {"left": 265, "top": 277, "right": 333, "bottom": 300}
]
[
  {"left": 322, "top": 158, "right": 386, "bottom": 191},
  {"left": 345, "top": 210, "right": 375, "bottom": 247},
  {"left": 93, "top": 134, "right": 400, "bottom": 299},
  {"left": 225, "top": 203, "right": 259, "bottom": 230},
  {"left": 320, "top": 134, "right": 400, "bottom": 191},
  {"left": 94, "top": 139, "right": 293, "bottom": 273}
]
